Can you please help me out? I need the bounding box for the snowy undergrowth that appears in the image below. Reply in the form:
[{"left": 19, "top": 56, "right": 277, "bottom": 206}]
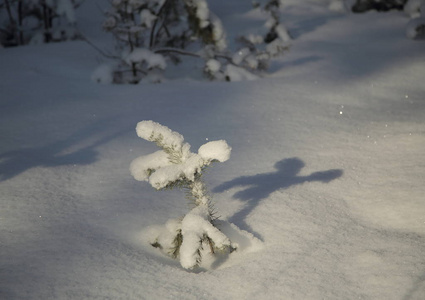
[{"left": 1, "top": 0, "right": 425, "bottom": 299}]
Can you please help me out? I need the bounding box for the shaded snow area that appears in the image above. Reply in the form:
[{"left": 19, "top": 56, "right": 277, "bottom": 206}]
[{"left": 1, "top": 1, "right": 425, "bottom": 299}]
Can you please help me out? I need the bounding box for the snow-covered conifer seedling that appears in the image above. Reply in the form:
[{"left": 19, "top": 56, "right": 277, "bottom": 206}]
[{"left": 130, "top": 121, "right": 236, "bottom": 269}]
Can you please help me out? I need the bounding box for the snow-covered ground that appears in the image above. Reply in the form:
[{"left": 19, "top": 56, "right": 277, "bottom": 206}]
[{"left": 1, "top": 1, "right": 425, "bottom": 299}]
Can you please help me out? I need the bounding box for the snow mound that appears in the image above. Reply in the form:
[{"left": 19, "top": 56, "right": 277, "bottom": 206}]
[
  {"left": 406, "top": 17, "right": 425, "bottom": 39},
  {"left": 91, "top": 64, "right": 114, "bottom": 84},
  {"left": 140, "top": 219, "right": 263, "bottom": 270},
  {"left": 124, "top": 49, "right": 167, "bottom": 70}
]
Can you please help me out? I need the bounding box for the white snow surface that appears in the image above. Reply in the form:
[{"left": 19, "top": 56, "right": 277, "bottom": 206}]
[
  {"left": 1, "top": 0, "right": 425, "bottom": 299},
  {"left": 225, "top": 64, "right": 259, "bottom": 81},
  {"left": 91, "top": 64, "right": 114, "bottom": 84},
  {"left": 124, "top": 48, "right": 167, "bottom": 70}
]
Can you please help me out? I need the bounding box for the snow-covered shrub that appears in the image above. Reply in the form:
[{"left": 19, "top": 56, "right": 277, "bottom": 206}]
[
  {"left": 405, "top": 0, "right": 425, "bottom": 39},
  {"left": 97, "top": 0, "right": 289, "bottom": 84},
  {"left": 91, "top": 63, "right": 114, "bottom": 84},
  {"left": 130, "top": 121, "right": 237, "bottom": 269},
  {"left": 99, "top": 0, "right": 231, "bottom": 84},
  {"left": 0, "top": 0, "right": 82, "bottom": 47},
  {"left": 347, "top": 0, "right": 408, "bottom": 12},
  {"left": 405, "top": 0, "right": 425, "bottom": 16},
  {"left": 406, "top": 17, "right": 425, "bottom": 38},
  {"left": 343, "top": 0, "right": 425, "bottom": 40},
  {"left": 228, "top": 0, "right": 291, "bottom": 75}
]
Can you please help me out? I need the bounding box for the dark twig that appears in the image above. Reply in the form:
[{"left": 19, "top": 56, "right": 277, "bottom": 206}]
[{"left": 80, "top": 34, "right": 119, "bottom": 59}]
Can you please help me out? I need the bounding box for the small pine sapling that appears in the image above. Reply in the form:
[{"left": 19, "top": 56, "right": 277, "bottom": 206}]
[{"left": 130, "top": 120, "right": 236, "bottom": 269}]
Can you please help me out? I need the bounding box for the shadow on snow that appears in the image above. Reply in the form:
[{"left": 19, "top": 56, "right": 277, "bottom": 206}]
[
  {"left": 0, "top": 119, "right": 128, "bottom": 182},
  {"left": 213, "top": 157, "right": 343, "bottom": 236}
]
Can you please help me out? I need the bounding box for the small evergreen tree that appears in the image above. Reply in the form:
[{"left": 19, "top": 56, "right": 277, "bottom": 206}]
[{"left": 130, "top": 120, "right": 236, "bottom": 269}]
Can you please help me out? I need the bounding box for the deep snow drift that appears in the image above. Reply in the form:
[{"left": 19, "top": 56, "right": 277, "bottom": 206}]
[{"left": 1, "top": 1, "right": 425, "bottom": 299}]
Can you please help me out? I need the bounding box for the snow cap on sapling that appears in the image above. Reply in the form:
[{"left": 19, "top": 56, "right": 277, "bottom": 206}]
[
  {"left": 136, "top": 120, "right": 185, "bottom": 152},
  {"left": 198, "top": 140, "right": 231, "bottom": 163},
  {"left": 130, "top": 150, "right": 171, "bottom": 181}
]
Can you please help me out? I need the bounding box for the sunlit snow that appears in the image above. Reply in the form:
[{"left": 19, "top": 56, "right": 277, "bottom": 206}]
[{"left": 1, "top": 0, "right": 424, "bottom": 299}]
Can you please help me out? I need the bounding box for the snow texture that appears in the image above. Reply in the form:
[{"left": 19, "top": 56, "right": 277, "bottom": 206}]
[
  {"left": 205, "top": 59, "right": 221, "bottom": 73},
  {"left": 225, "top": 64, "right": 258, "bottom": 81},
  {"left": 232, "top": 48, "right": 251, "bottom": 65},
  {"left": 275, "top": 24, "right": 291, "bottom": 42},
  {"left": 140, "top": 9, "right": 157, "bottom": 28},
  {"left": 198, "top": 140, "right": 231, "bottom": 162},
  {"left": 404, "top": 0, "right": 425, "bottom": 17},
  {"left": 91, "top": 64, "right": 114, "bottom": 84},
  {"left": 136, "top": 120, "right": 185, "bottom": 151},
  {"left": 130, "top": 150, "right": 170, "bottom": 181},
  {"left": 124, "top": 49, "right": 167, "bottom": 70},
  {"left": 195, "top": 0, "right": 210, "bottom": 28},
  {"left": 179, "top": 205, "right": 232, "bottom": 269},
  {"left": 406, "top": 17, "right": 425, "bottom": 38},
  {"left": 329, "top": 0, "right": 345, "bottom": 11},
  {"left": 210, "top": 12, "right": 227, "bottom": 51},
  {"left": 1, "top": 0, "right": 425, "bottom": 298},
  {"left": 147, "top": 153, "right": 203, "bottom": 189},
  {"left": 56, "top": 0, "right": 76, "bottom": 23}
]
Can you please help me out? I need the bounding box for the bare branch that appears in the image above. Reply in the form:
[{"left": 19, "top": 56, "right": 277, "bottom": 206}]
[
  {"left": 153, "top": 47, "right": 201, "bottom": 58},
  {"left": 80, "top": 34, "right": 119, "bottom": 59}
]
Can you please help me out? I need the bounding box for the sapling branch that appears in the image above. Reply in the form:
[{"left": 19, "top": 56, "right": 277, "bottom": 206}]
[{"left": 80, "top": 34, "right": 119, "bottom": 59}]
